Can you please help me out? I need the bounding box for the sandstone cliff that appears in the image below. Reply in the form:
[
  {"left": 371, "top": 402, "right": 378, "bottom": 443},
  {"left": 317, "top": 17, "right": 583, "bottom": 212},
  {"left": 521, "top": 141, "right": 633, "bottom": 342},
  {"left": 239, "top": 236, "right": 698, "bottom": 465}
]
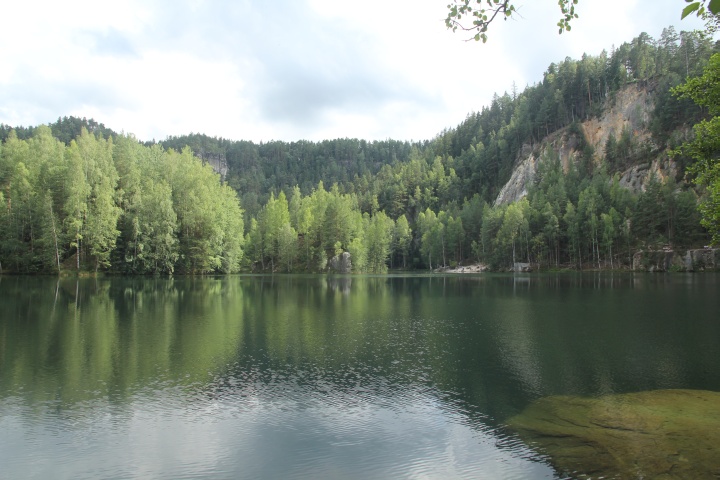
[
  {"left": 494, "top": 83, "right": 680, "bottom": 206},
  {"left": 195, "top": 149, "right": 228, "bottom": 180}
]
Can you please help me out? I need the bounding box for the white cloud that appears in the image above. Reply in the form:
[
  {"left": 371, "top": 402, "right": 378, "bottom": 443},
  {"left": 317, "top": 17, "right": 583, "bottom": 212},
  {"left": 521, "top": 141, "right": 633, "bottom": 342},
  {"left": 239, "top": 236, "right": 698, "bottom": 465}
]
[{"left": 0, "top": 0, "right": 711, "bottom": 142}]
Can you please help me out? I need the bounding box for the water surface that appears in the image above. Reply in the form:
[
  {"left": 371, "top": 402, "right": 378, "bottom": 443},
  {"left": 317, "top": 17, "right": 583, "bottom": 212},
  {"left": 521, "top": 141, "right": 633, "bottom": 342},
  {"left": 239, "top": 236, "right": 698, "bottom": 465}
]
[{"left": 1, "top": 274, "right": 718, "bottom": 479}]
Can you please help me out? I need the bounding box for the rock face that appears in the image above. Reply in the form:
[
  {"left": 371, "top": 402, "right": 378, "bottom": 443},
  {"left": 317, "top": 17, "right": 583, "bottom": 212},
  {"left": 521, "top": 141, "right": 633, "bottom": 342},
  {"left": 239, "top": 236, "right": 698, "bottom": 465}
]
[
  {"left": 582, "top": 83, "right": 654, "bottom": 158},
  {"left": 507, "top": 389, "right": 720, "bottom": 479},
  {"left": 194, "top": 150, "right": 228, "bottom": 180},
  {"left": 633, "top": 248, "right": 719, "bottom": 271},
  {"left": 513, "top": 262, "right": 531, "bottom": 272},
  {"left": 494, "top": 134, "right": 581, "bottom": 206},
  {"left": 493, "top": 152, "right": 536, "bottom": 206},
  {"left": 328, "top": 252, "right": 352, "bottom": 273},
  {"left": 616, "top": 158, "right": 678, "bottom": 193},
  {"left": 494, "top": 83, "right": 679, "bottom": 206}
]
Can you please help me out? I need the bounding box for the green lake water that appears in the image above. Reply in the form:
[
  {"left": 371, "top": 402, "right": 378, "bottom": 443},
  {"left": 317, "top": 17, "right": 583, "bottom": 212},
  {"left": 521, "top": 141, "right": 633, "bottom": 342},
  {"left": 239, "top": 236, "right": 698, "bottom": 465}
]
[{"left": 1, "top": 273, "right": 718, "bottom": 479}]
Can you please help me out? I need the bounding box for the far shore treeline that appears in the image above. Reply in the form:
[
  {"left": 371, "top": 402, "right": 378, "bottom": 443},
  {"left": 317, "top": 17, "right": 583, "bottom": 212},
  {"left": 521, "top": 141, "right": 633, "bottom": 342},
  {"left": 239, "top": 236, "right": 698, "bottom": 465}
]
[{"left": 0, "top": 27, "right": 718, "bottom": 275}]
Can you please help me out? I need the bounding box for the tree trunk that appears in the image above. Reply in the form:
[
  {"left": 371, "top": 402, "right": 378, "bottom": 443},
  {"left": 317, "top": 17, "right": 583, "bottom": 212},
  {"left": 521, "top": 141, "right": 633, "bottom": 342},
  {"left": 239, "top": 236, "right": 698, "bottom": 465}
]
[
  {"left": 49, "top": 202, "right": 60, "bottom": 273},
  {"left": 441, "top": 236, "right": 446, "bottom": 267},
  {"left": 512, "top": 239, "right": 516, "bottom": 268},
  {"left": 578, "top": 245, "right": 582, "bottom": 271},
  {"left": 556, "top": 242, "right": 560, "bottom": 268}
]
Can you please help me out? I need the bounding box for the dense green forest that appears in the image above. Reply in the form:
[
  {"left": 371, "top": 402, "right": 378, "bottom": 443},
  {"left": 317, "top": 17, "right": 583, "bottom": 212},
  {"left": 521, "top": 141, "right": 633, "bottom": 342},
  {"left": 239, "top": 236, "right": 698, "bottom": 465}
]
[
  {"left": 0, "top": 128, "right": 244, "bottom": 274},
  {"left": 0, "top": 27, "right": 717, "bottom": 274}
]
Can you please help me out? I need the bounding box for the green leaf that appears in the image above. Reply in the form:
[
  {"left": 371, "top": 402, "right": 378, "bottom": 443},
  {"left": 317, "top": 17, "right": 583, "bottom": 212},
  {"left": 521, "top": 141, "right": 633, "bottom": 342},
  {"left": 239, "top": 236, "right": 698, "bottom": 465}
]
[
  {"left": 710, "top": 0, "right": 720, "bottom": 14},
  {"left": 681, "top": 2, "right": 701, "bottom": 19}
]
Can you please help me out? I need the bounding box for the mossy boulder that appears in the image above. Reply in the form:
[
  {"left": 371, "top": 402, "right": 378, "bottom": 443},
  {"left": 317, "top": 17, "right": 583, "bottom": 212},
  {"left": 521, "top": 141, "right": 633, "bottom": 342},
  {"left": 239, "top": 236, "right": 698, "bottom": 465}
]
[{"left": 507, "top": 389, "right": 720, "bottom": 479}]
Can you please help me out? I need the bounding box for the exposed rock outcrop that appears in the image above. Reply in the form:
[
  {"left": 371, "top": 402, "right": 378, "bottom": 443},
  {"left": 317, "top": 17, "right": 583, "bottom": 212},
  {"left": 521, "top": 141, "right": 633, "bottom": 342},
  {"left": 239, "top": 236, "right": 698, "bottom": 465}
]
[
  {"left": 494, "top": 133, "right": 583, "bottom": 206},
  {"left": 513, "top": 262, "right": 532, "bottom": 272},
  {"left": 494, "top": 83, "right": 679, "bottom": 206},
  {"left": 328, "top": 252, "right": 352, "bottom": 273},
  {"left": 632, "top": 248, "right": 719, "bottom": 271},
  {"left": 194, "top": 150, "right": 228, "bottom": 180},
  {"left": 493, "top": 153, "right": 536, "bottom": 206},
  {"left": 616, "top": 155, "right": 679, "bottom": 194},
  {"left": 582, "top": 83, "right": 654, "bottom": 157},
  {"left": 438, "top": 263, "right": 488, "bottom": 273}
]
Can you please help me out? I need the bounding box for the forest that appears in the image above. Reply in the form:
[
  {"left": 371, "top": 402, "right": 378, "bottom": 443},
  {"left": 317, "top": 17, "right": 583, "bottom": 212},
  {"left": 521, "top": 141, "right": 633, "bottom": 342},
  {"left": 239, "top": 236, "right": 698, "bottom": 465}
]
[{"left": 0, "top": 26, "right": 717, "bottom": 274}]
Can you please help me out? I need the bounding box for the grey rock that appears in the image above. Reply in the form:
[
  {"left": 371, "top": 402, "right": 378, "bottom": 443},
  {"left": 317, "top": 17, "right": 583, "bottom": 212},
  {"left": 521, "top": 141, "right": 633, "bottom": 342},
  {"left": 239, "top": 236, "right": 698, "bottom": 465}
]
[
  {"left": 328, "top": 251, "right": 352, "bottom": 273},
  {"left": 513, "top": 262, "right": 532, "bottom": 272},
  {"left": 633, "top": 248, "right": 718, "bottom": 271}
]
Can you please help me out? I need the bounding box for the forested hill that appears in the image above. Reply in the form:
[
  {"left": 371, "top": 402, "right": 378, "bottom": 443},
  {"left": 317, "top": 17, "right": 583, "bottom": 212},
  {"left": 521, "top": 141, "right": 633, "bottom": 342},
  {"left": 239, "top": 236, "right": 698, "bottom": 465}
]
[
  {"left": 156, "top": 28, "right": 714, "bottom": 215},
  {"left": 157, "top": 135, "right": 423, "bottom": 221},
  {"left": 0, "top": 26, "right": 718, "bottom": 275}
]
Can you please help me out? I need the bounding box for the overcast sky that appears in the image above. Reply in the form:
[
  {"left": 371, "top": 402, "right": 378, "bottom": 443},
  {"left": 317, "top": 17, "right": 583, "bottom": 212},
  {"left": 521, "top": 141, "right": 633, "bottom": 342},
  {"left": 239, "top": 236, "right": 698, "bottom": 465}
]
[{"left": 0, "top": 0, "right": 707, "bottom": 143}]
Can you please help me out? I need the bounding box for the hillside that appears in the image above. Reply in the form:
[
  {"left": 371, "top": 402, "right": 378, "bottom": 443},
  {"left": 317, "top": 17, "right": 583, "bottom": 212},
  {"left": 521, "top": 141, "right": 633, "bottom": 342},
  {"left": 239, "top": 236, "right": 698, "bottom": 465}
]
[
  {"left": 495, "top": 82, "right": 676, "bottom": 206},
  {"left": 0, "top": 27, "right": 718, "bottom": 274}
]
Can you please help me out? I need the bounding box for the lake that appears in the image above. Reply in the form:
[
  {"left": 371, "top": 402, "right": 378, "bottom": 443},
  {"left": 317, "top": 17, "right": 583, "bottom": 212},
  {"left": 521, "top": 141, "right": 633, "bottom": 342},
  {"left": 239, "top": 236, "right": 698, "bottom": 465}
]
[{"left": 1, "top": 274, "right": 719, "bottom": 479}]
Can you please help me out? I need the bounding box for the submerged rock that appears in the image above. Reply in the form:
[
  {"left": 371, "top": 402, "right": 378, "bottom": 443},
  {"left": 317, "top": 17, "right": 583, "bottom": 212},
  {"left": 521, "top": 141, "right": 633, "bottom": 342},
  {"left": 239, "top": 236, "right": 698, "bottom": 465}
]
[{"left": 507, "top": 389, "right": 720, "bottom": 479}]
